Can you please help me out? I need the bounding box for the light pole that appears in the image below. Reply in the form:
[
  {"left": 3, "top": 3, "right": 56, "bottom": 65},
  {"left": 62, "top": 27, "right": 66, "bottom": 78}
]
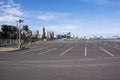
[{"left": 17, "top": 19, "right": 23, "bottom": 49}]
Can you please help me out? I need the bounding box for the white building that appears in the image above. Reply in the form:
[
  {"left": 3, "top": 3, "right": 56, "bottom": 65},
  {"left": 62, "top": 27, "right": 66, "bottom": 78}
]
[{"left": 33, "top": 30, "right": 40, "bottom": 38}]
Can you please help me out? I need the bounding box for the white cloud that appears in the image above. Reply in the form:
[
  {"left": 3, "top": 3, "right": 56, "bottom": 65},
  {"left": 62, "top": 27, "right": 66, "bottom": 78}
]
[
  {"left": 0, "top": 0, "right": 23, "bottom": 24},
  {"left": 61, "top": 25, "right": 80, "bottom": 29},
  {"left": 0, "top": 15, "right": 19, "bottom": 23},
  {"left": 37, "top": 12, "right": 70, "bottom": 21},
  {"left": 5, "top": 7, "right": 23, "bottom": 16},
  {"left": 46, "top": 24, "right": 79, "bottom": 30},
  {"left": 43, "top": 24, "right": 80, "bottom": 35},
  {"left": 38, "top": 15, "right": 58, "bottom": 21}
]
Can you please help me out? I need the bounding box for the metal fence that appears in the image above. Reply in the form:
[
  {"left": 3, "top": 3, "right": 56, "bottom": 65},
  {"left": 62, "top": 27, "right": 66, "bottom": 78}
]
[{"left": 0, "top": 39, "right": 23, "bottom": 47}]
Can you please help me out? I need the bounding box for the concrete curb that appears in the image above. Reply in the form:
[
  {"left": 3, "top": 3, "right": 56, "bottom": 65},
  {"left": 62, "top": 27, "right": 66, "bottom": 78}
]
[
  {"left": 0, "top": 48, "right": 20, "bottom": 52},
  {"left": 0, "top": 47, "right": 29, "bottom": 52}
]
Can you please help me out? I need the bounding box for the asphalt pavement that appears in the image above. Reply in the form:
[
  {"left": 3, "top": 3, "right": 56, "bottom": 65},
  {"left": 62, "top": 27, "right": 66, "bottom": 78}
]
[{"left": 0, "top": 42, "right": 120, "bottom": 80}]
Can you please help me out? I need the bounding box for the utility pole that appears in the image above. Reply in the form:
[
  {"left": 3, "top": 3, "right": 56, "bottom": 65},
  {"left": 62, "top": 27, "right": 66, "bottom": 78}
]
[{"left": 17, "top": 19, "right": 24, "bottom": 49}]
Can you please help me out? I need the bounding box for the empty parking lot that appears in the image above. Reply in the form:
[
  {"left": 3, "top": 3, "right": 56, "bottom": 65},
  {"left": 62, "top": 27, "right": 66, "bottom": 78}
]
[{"left": 0, "top": 42, "right": 120, "bottom": 80}]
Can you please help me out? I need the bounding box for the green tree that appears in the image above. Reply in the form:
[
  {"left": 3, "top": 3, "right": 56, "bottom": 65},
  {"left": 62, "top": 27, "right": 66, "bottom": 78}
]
[
  {"left": 0, "top": 32, "right": 3, "bottom": 39},
  {"left": 11, "top": 26, "right": 18, "bottom": 39},
  {"left": 22, "top": 25, "right": 32, "bottom": 42},
  {"left": 1, "top": 25, "right": 18, "bottom": 39},
  {"left": 22, "top": 25, "right": 29, "bottom": 31},
  {"left": 1, "top": 25, "right": 11, "bottom": 39}
]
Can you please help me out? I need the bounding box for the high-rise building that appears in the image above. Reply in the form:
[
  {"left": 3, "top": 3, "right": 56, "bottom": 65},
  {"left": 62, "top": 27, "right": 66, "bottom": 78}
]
[
  {"left": 67, "top": 32, "right": 71, "bottom": 38},
  {"left": 34, "top": 30, "right": 39, "bottom": 38},
  {"left": 47, "top": 31, "right": 51, "bottom": 39},
  {"left": 34, "top": 30, "right": 39, "bottom": 36},
  {"left": 51, "top": 32, "right": 54, "bottom": 38},
  {"left": 42, "top": 27, "right": 46, "bottom": 40},
  {"left": 47, "top": 31, "right": 54, "bottom": 39},
  {"left": 43, "top": 27, "right": 45, "bottom": 36}
]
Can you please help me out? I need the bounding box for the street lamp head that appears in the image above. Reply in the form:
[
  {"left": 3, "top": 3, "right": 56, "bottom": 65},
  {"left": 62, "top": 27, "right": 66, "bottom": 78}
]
[
  {"left": 17, "top": 19, "right": 24, "bottom": 23},
  {"left": 19, "top": 19, "right": 24, "bottom": 23}
]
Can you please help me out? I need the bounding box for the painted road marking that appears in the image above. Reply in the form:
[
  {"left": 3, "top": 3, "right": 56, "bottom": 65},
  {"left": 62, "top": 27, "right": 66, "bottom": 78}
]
[
  {"left": 20, "top": 47, "right": 47, "bottom": 54},
  {"left": 100, "top": 47, "right": 114, "bottom": 57},
  {"left": 60, "top": 47, "right": 73, "bottom": 56},
  {"left": 85, "top": 47, "right": 87, "bottom": 56},
  {"left": 38, "top": 48, "right": 57, "bottom": 55}
]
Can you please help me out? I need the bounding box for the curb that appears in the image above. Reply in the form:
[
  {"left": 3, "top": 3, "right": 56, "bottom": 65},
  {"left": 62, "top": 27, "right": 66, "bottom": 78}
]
[
  {"left": 0, "top": 47, "right": 29, "bottom": 52},
  {"left": 0, "top": 48, "right": 20, "bottom": 52}
]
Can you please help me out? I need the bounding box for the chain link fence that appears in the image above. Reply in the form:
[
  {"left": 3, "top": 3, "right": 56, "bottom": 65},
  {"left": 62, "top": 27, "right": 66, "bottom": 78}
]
[{"left": 0, "top": 39, "right": 24, "bottom": 47}]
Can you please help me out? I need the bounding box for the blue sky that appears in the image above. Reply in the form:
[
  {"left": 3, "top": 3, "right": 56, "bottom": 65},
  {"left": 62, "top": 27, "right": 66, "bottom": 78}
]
[{"left": 0, "top": 0, "right": 120, "bottom": 36}]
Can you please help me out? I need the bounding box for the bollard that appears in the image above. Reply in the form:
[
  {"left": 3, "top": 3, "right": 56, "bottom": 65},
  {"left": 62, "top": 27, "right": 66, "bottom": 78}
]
[{"left": 17, "top": 43, "right": 22, "bottom": 49}]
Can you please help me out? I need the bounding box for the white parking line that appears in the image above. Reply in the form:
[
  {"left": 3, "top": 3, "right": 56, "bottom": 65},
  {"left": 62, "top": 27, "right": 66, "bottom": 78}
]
[
  {"left": 99, "top": 47, "right": 114, "bottom": 57},
  {"left": 20, "top": 47, "right": 47, "bottom": 54},
  {"left": 60, "top": 47, "right": 73, "bottom": 56},
  {"left": 85, "top": 47, "right": 87, "bottom": 56},
  {"left": 38, "top": 48, "right": 58, "bottom": 55}
]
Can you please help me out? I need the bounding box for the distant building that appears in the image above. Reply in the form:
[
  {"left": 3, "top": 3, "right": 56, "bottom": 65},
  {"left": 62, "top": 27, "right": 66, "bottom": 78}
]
[
  {"left": 42, "top": 27, "right": 46, "bottom": 40},
  {"left": 47, "top": 31, "right": 51, "bottom": 39},
  {"left": 34, "top": 30, "right": 39, "bottom": 35},
  {"left": 51, "top": 32, "right": 54, "bottom": 39},
  {"left": 56, "top": 34, "right": 63, "bottom": 39},
  {"left": 43, "top": 27, "right": 46, "bottom": 36},
  {"left": 47, "top": 31, "right": 54, "bottom": 39},
  {"left": 56, "top": 32, "right": 71, "bottom": 39},
  {"left": 33, "top": 30, "right": 39, "bottom": 38},
  {"left": 67, "top": 32, "right": 71, "bottom": 38}
]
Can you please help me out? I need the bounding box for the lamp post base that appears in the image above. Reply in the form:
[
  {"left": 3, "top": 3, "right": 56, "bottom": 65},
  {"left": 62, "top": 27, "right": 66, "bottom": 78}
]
[{"left": 17, "top": 43, "right": 22, "bottom": 49}]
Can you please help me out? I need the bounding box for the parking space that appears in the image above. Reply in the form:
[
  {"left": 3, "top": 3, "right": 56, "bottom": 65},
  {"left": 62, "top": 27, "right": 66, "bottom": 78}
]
[
  {"left": 0, "top": 42, "right": 120, "bottom": 61},
  {"left": 0, "top": 42, "right": 120, "bottom": 80}
]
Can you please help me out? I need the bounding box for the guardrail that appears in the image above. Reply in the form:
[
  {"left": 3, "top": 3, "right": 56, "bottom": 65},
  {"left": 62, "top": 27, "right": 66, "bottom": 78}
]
[{"left": 0, "top": 39, "right": 23, "bottom": 47}]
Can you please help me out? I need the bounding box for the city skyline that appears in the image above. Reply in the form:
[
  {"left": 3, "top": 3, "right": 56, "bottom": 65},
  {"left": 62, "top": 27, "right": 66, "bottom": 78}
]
[{"left": 0, "top": 0, "right": 120, "bottom": 36}]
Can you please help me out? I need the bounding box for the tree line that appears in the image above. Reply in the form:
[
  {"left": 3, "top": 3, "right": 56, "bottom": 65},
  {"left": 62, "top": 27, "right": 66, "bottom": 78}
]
[{"left": 0, "top": 24, "right": 32, "bottom": 42}]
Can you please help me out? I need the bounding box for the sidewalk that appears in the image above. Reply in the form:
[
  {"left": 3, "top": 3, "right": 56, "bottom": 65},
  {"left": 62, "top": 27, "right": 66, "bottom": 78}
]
[
  {"left": 0, "top": 44, "right": 30, "bottom": 52},
  {"left": 0, "top": 47, "right": 20, "bottom": 52},
  {"left": 0, "top": 45, "right": 19, "bottom": 51}
]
